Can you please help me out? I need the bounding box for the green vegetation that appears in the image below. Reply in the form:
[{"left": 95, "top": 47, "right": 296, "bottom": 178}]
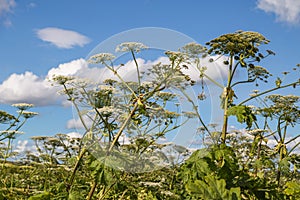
[{"left": 1, "top": 31, "right": 300, "bottom": 199}]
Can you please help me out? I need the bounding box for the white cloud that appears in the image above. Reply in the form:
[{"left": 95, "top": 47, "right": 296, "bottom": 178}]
[
  {"left": 267, "top": 136, "right": 300, "bottom": 154},
  {"left": 67, "top": 118, "right": 84, "bottom": 129},
  {"left": 181, "top": 55, "right": 227, "bottom": 82},
  {"left": 0, "top": 0, "right": 15, "bottom": 16},
  {"left": 0, "top": 59, "right": 87, "bottom": 106},
  {"left": 257, "top": 0, "right": 300, "bottom": 24},
  {"left": 15, "top": 139, "right": 37, "bottom": 154},
  {"left": 66, "top": 115, "right": 94, "bottom": 130},
  {"left": 36, "top": 27, "right": 91, "bottom": 49},
  {"left": 86, "top": 56, "right": 227, "bottom": 84},
  {"left": 67, "top": 132, "right": 82, "bottom": 138},
  {"left": 0, "top": 71, "right": 59, "bottom": 106},
  {"left": 0, "top": 0, "right": 15, "bottom": 26},
  {"left": 48, "top": 58, "right": 88, "bottom": 78},
  {"left": 0, "top": 55, "right": 227, "bottom": 107}
]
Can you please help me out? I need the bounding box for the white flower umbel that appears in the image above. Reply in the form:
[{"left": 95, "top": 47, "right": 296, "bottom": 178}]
[
  {"left": 247, "top": 129, "right": 268, "bottom": 136},
  {"left": 12, "top": 103, "right": 34, "bottom": 110},
  {"left": 0, "top": 130, "right": 24, "bottom": 135},
  {"left": 88, "top": 53, "right": 116, "bottom": 64},
  {"left": 17, "top": 111, "right": 38, "bottom": 118},
  {"left": 96, "top": 106, "right": 120, "bottom": 117},
  {"left": 97, "top": 85, "right": 115, "bottom": 93},
  {"left": 115, "top": 42, "right": 148, "bottom": 53},
  {"left": 181, "top": 42, "right": 207, "bottom": 58}
]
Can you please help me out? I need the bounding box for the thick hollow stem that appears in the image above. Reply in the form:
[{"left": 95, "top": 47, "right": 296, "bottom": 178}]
[{"left": 221, "top": 56, "right": 234, "bottom": 144}]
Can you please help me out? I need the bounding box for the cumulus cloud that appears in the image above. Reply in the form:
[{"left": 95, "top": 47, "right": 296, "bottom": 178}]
[
  {"left": 0, "top": 71, "right": 58, "bottom": 106},
  {"left": 36, "top": 27, "right": 91, "bottom": 49},
  {"left": 47, "top": 58, "right": 88, "bottom": 78},
  {"left": 15, "top": 139, "right": 37, "bottom": 154},
  {"left": 14, "top": 132, "right": 82, "bottom": 155},
  {"left": 266, "top": 136, "right": 300, "bottom": 154},
  {"left": 67, "top": 132, "right": 82, "bottom": 138},
  {"left": 66, "top": 118, "right": 85, "bottom": 130},
  {"left": 257, "top": 0, "right": 300, "bottom": 24},
  {"left": 0, "top": 58, "right": 87, "bottom": 106},
  {"left": 0, "top": 54, "right": 227, "bottom": 107},
  {"left": 66, "top": 115, "right": 94, "bottom": 130},
  {"left": 0, "top": 0, "right": 15, "bottom": 26},
  {"left": 86, "top": 56, "right": 227, "bottom": 84}
]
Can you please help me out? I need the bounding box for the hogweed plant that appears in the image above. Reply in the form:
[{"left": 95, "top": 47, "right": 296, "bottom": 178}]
[
  {"left": 0, "top": 103, "right": 37, "bottom": 166},
  {"left": 175, "top": 31, "right": 300, "bottom": 199},
  {"left": 6, "top": 31, "right": 298, "bottom": 199},
  {"left": 51, "top": 41, "right": 198, "bottom": 199},
  {"left": 49, "top": 31, "right": 300, "bottom": 199}
]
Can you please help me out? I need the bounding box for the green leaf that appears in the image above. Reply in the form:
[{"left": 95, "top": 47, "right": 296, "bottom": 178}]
[
  {"left": 28, "top": 192, "right": 51, "bottom": 200},
  {"left": 227, "top": 105, "right": 256, "bottom": 129},
  {"left": 284, "top": 181, "right": 300, "bottom": 198},
  {"left": 186, "top": 175, "right": 241, "bottom": 200}
]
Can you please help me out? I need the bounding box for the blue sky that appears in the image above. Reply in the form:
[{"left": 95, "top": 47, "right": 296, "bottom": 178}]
[{"left": 0, "top": 0, "right": 300, "bottom": 150}]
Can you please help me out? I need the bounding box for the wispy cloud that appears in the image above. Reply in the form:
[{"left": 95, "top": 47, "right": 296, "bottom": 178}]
[
  {"left": 257, "top": 0, "right": 300, "bottom": 24},
  {"left": 36, "top": 27, "right": 91, "bottom": 49},
  {"left": 0, "top": 0, "right": 15, "bottom": 15},
  {"left": 0, "top": 0, "right": 16, "bottom": 26},
  {"left": 27, "top": 2, "right": 36, "bottom": 8}
]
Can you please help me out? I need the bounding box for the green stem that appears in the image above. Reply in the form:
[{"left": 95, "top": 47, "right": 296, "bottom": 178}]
[
  {"left": 228, "top": 61, "right": 239, "bottom": 86},
  {"left": 288, "top": 141, "right": 300, "bottom": 156},
  {"left": 63, "top": 84, "right": 89, "bottom": 131},
  {"left": 180, "top": 88, "right": 212, "bottom": 138},
  {"left": 108, "top": 102, "right": 139, "bottom": 152},
  {"left": 286, "top": 134, "right": 300, "bottom": 145},
  {"left": 202, "top": 73, "right": 224, "bottom": 89},
  {"left": 131, "top": 50, "right": 141, "bottom": 93},
  {"left": 221, "top": 55, "right": 234, "bottom": 144},
  {"left": 104, "top": 63, "right": 138, "bottom": 99},
  {"left": 87, "top": 181, "right": 97, "bottom": 200},
  {"left": 238, "top": 81, "right": 299, "bottom": 106},
  {"left": 67, "top": 148, "right": 87, "bottom": 192}
]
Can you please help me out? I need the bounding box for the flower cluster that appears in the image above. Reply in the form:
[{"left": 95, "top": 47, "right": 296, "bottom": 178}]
[
  {"left": 247, "top": 129, "right": 267, "bottom": 136},
  {"left": 182, "top": 111, "right": 198, "bottom": 118},
  {"left": 181, "top": 42, "right": 207, "bottom": 58},
  {"left": 116, "top": 42, "right": 148, "bottom": 53},
  {"left": 165, "top": 51, "right": 186, "bottom": 63},
  {"left": 88, "top": 53, "right": 116, "bottom": 64},
  {"left": 12, "top": 103, "right": 34, "bottom": 110},
  {"left": 96, "top": 106, "right": 121, "bottom": 117},
  {"left": 17, "top": 111, "right": 38, "bottom": 118},
  {"left": 52, "top": 75, "right": 74, "bottom": 85}
]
